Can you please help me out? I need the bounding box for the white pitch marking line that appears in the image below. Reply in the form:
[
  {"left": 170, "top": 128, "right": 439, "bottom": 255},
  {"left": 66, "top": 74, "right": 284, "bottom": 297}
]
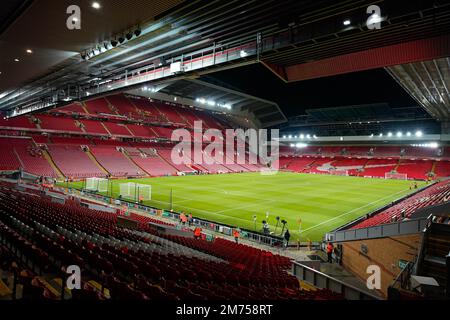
[{"left": 300, "top": 188, "right": 410, "bottom": 233}]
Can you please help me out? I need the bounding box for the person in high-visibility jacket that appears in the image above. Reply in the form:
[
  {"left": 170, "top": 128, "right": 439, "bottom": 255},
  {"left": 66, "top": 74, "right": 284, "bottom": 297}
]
[
  {"left": 180, "top": 213, "right": 187, "bottom": 225},
  {"left": 326, "top": 242, "right": 334, "bottom": 263},
  {"left": 233, "top": 229, "right": 240, "bottom": 244},
  {"left": 194, "top": 227, "right": 202, "bottom": 240}
]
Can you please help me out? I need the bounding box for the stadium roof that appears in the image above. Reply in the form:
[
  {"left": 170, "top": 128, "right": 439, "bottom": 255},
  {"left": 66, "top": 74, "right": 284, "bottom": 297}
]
[
  {"left": 127, "top": 78, "right": 286, "bottom": 128},
  {"left": 1, "top": 0, "right": 450, "bottom": 128},
  {"left": 386, "top": 57, "right": 450, "bottom": 121}
]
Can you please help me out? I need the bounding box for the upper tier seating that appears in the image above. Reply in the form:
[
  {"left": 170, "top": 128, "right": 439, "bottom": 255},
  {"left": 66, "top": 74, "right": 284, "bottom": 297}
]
[
  {"left": 84, "top": 98, "right": 114, "bottom": 115},
  {"left": 351, "top": 180, "right": 450, "bottom": 229},
  {"left": 79, "top": 119, "right": 109, "bottom": 135},
  {"left": 59, "top": 103, "right": 86, "bottom": 113},
  {"left": 90, "top": 146, "right": 144, "bottom": 176},
  {"left": 50, "top": 137, "right": 91, "bottom": 145},
  {"left": 36, "top": 115, "right": 82, "bottom": 132},
  {"left": 48, "top": 145, "right": 105, "bottom": 178},
  {"left": 126, "top": 124, "right": 158, "bottom": 138},
  {"left": 102, "top": 122, "right": 132, "bottom": 136},
  {"left": 0, "top": 115, "right": 35, "bottom": 129},
  {"left": 153, "top": 102, "right": 186, "bottom": 124},
  {"left": 152, "top": 126, "right": 173, "bottom": 139},
  {"left": 106, "top": 94, "right": 140, "bottom": 118}
]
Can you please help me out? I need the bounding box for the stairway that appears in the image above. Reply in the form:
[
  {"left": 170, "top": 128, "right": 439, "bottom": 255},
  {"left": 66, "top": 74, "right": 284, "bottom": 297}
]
[
  {"left": 394, "top": 159, "right": 401, "bottom": 171},
  {"left": 431, "top": 161, "right": 437, "bottom": 176},
  {"left": 85, "top": 149, "right": 110, "bottom": 176},
  {"left": 122, "top": 150, "right": 150, "bottom": 176},
  {"left": 100, "top": 122, "right": 112, "bottom": 135},
  {"left": 417, "top": 222, "right": 450, "bottom": 287},
  {"left": 42, "top": 150, "right": 65, "bottom": 178}
]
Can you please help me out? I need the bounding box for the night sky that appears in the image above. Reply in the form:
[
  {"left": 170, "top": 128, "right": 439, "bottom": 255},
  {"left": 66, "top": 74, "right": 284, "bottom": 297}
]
[{"left": 205, "top": 63, "right": 417, "bottom": 118}]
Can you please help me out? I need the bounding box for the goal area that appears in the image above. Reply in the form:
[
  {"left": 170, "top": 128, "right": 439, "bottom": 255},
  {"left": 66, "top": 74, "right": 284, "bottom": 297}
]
[
  {"left": 119, "top": 182, "right": 151, "bottom": 202},
  {"left": 385, "top": 172, "right": 408, "bottom": 180},
  {"left": 85, "top": 177, "right": 108, "bottom": 192}
]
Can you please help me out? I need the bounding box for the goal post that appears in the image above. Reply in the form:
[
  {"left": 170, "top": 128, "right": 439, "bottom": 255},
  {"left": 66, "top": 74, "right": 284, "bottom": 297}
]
[
  {"left": 119, "top": 182, "right": 151, "bottom": 202},
  {"left": 329, "top": 170, "right": 349, "bottom": 176},
  {"left": 385, "top": 172, "right": 408, "bottom": 180},
  {"left": 85, "top": 177, "right": 108, "bottom": 192}
]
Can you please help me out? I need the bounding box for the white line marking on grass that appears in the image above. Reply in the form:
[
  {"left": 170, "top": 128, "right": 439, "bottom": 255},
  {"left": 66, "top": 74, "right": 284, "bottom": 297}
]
[{"left": 300, "top": 188, "right": 410, "bottom": 234}]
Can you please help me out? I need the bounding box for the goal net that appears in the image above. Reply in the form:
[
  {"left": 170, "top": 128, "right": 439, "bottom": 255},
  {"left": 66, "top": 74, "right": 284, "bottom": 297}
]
[
  {"left": 385, "top": 172, "right": 408, "bottom": 180},
  {"left": 85, "top": 177, "right": 108, "bottom": 192},
  {"left": 119, "top": 182, "right": 151, "bottom": 201},
  {"left": 329, "top": 169, "right": 348, "bottom": 176}
]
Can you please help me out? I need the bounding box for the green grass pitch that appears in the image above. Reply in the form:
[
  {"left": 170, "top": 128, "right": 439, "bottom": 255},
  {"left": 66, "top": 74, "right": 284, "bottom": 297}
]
[{"left": 64, "top": 172, "right": 421, "bottom": 241}]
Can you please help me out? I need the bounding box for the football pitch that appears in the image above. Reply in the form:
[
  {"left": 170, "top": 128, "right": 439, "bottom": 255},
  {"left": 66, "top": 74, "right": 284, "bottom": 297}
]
[{"left": 65, "top": 172, "right": 421, "bottom": 241}]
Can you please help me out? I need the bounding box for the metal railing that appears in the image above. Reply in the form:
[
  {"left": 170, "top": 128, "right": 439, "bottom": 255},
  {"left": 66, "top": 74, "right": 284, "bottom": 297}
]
[
  {"left": 325, "top": 217, "right": 429, "bottom": 242},
  {"left": 292, "top": 262, "right": 381, "bottom": 300},
  {"left": 66, "top": 187, "right": 284, "bottom": 247}
]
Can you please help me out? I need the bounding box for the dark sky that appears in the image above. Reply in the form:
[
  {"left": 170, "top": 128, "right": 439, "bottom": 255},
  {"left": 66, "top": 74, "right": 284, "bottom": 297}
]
[{"left": 205, "top": 63, "right": 417, "bottom": 118}]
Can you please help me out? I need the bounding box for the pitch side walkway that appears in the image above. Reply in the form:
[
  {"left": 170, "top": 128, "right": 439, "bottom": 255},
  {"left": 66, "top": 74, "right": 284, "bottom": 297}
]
[{"left": 73, "top": 192, "right": 313, "bottom": 261}]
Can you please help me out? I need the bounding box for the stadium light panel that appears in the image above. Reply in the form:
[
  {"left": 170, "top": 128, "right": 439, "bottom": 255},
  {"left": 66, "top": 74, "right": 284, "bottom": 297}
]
[
  {"left": 379, "top": 133, "right": 383, "bottom": 137},
  {"left": 296, "top": 143, "right": 307, "bottom": 148},
  {"left": 300, "top": 134, "right": 304, "bottom": 139},
  {"left": 313, "top": 135, "right": 318, "bottom": 139},
  {"left": 343, "top": 20, "right": 351, "bottom": 26},
  {"left": 288, "top": 135, "right": 292, "bottom": 139},
  {"left": 396, "top": 132, "right": 402, "bottom": 137},
  {"left": 306, "top": 134, "right": 311, "bottom": 139},
  {"left": 415, "top": 130, "right": 423, "bottom": 137},
  {"left": 282, "top": 135, "right": 286, "bottom": 139},
  {"left": 387, "top": 132, "right": 393, "bottom": 137},
  {"left": 406, "top": 132, "right": 412, "bottom": 137},
  {"left": 240, "top": 50, "right": 248, "bottom": 57},
  {"left": 92, "top": 2, "right": 101, "bottom": 9}
]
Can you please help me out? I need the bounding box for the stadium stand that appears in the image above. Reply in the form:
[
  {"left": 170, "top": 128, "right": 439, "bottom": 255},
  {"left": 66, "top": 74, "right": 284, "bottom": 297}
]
[
  {"left": 0, "top": 137, "right": 22, "bottom": 170},
  {"left": 0, "top": 184, "right": 344, "bottom": 301},
  {"left": 79, "top": 119, "right": 110, "bottom": 135},
  {"left": 127, "top": 148, "right": 177, "bottom": 176},
  {"left": 89, "top": 145, "right": 144, "bottom": 177},
  {"left": 351, "top": 180, "right": 450, "bottom": 229},
  {"left": 48, "top": 145, "right": 105, "bottom": 178},
  {"left": 35, "top": 115, "right": 82, "bottom": 133},
  {"left": 84, "top": 98, "right": 114, "bottom": 115},
  {"left": 14, "top": 143, "right": 58, "bottom": 178}
]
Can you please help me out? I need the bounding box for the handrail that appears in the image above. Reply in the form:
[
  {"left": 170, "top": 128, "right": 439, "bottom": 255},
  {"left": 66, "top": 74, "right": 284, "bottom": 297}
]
[{"left": 292, "top": 261, "right": 381, "bottom": 300}]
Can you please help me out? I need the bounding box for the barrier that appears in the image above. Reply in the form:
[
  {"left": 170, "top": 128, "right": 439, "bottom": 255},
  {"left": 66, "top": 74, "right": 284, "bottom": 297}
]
[
  {"left": 325, "top": 218, "right": 428, "bottom": 242},
  {"left": 292, "top": 262, "right": 381, "bottom": 300},
  {"left": 65, "top": 187, "right": 284, "bottom": 247}
]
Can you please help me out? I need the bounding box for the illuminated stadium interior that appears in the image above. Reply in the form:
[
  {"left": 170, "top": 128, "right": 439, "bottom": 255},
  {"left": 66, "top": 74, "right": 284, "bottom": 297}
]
[{"left": 0, "top": 0, "right": 449, "bottom": 308}]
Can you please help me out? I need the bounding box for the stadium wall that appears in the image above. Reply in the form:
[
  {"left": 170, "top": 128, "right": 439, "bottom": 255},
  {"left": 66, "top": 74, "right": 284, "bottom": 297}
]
[{"left": 340, "top": 234, "right": 421, "bottom": 298}]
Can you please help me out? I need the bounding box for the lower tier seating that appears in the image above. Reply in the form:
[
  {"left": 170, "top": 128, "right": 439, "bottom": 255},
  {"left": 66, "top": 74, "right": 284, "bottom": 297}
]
[
  {"left": 90, "top": 146, "right": 144, "bottom": 177},
  {"left": 0, "top": 185, "right": 343, "bottom": 301},
  {"left": 48, "top": 145, "right": 105, "bottom": 178},
  {"left": 351, "top": 180, "right": 450, "bottom": 229}
]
